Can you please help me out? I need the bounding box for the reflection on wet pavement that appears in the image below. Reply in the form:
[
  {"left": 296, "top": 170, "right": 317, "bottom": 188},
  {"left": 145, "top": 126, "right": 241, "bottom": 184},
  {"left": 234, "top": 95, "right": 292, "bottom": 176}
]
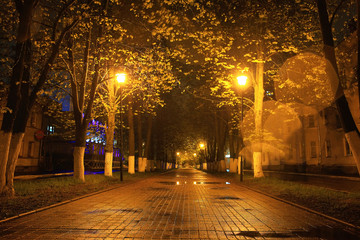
[{"left": 0, "top": 168, "right": 359, "bottom": 239}]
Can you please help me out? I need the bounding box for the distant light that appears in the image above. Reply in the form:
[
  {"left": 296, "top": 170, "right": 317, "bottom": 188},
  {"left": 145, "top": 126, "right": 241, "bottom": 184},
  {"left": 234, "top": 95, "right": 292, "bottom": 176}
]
[
  {"left": 225, "top": 154, "right": 230, "bottom": 158},
  {"left": 193, "top": 181, "right": 197, "bottom": 185},
  {"left": 176, "top": 181, "right": 180, "bottom": 185},
  {"left": 199, "top": 143, "right": 205, "bottom": 149},
  {"left": 226, "top": 182, "right": 231, "bottom": 185},
  {"left": 193, "top": 153, "right": 197, "bottom": 157},
  {"left": 266, "top": 90, "right": 274, "bottom": 96},
  {"left": 237, "top": 75, "right": 247, "bottom": 86},
  {"left": 226, "top": 169, "right": 230, "bottom": 172},
  {"left": 176, "top": 152, "right": 180, "bottom": 156},
  {"left": 116, "top": 73, "right": 126, "bottom": 83},
  {"left": 185, "top": 181, "right": 187, "bottom": 184}
]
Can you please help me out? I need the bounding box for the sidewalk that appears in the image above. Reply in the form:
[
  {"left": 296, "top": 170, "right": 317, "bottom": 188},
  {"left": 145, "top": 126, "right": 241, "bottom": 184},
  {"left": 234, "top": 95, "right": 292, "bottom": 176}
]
[{"left": 1, "top": 168, "right": 359, "bottom": 239}]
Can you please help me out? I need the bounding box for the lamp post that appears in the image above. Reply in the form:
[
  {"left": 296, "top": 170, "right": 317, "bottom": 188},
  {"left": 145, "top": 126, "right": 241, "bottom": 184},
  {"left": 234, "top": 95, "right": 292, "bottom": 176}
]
[
  {"left": 116, "top": 73, "right": 126, "bottom": 181},
  {"left": 199, "top": 142, "right": 205, "bottom": 170},
  {"left": 237, "top": 75, "right": 247, "bottom": 182}
]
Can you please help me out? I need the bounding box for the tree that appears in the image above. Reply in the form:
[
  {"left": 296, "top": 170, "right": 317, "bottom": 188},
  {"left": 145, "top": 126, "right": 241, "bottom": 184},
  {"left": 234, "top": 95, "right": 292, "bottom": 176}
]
[
  {"left": 96, "top": 71, "right": 126, "bottom": 177},
  {"left": 0, "top": 0, "right": 78, "bottom": 195},
  {"left": 60, "top": 0, "right": 126, "bottom": 181},
  {"left": 316, "top": 0, "right": 360, "bottom": 175}
]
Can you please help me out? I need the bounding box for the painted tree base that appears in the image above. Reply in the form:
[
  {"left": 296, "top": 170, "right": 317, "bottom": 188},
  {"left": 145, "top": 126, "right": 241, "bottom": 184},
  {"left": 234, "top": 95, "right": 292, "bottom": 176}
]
[
  {"left": 237, "top": 157, "right": 242, "bottom": 175},
  {"left": 6, "top": 132, "right": 24, "bottom": 196},
  {"left": 104, "top": 152, "right": 113, "bottom": 177},
  {"left": 219, "top": 160, "right": 226, "bottom": 172},
  {"left": 202, "top": 163, "right": 207, "bottom": 170},
  {"left": 128, "top": 156, "right": 135, "bottom": 174},
  {"left": 229, "top": 158, "right": 237, "bottom": 173},
  {"left": 138, "top": 157, "right": 146, "bottom": 172},
  {"left": 253, "top": 152, "right": 264, "bottom": 178}
]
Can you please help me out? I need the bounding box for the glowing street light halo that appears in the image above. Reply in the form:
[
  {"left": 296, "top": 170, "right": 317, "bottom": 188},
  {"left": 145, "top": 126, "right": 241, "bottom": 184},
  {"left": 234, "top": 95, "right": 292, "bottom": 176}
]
[
  {"left": 237, "top": 75, "right": 247, "bottom": 86},
  {"left": 116, "top": 73, "right": 126, "bottom": 84}
]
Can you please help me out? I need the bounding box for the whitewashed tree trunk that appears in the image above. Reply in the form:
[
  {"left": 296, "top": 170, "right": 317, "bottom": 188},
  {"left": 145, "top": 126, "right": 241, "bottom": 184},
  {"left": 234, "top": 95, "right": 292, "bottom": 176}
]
[
  {"left": 128, "top": 155, "right": 135, "bottom": 174},
  {"left": 229, "top": 158, "right": 236, "bottom": 173},
  {"left": 253, "top": 152, "right": 264, "bottom": 178},
  {"left": 104, "top": 152, "right": 113, "bottom": 177},
  {"left": 138, "top": 157, "right": 145, "bottom": 172},
  {"left": 252, "top": 48, "right": 265, "bottom": 178},
  {"left": 5, "top": 133, "right": 24, "bottom": 195},
  {"left": 202, "top": 162, "right": 207, "bottom": 170},
  {"left": 219, "top": 159, "right": 226, "bottom": 172},
  {"left": 73, "top": 146, "right": 85, "bottom": 182},
  {"left": 104, "top": 111, "right": 115, "bottom": 177},
  {"left": 0, "top": 132, "right": 12, "bottom": 192}
]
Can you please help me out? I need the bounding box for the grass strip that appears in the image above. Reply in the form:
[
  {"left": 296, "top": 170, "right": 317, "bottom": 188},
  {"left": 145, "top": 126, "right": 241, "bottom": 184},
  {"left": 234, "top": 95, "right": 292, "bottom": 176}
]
[{"left": 0, "top": 171, "right": 162, "bottom": 220}]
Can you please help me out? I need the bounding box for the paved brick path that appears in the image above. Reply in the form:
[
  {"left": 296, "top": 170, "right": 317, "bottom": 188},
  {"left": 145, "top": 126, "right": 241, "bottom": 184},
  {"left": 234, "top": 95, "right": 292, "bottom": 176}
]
[{"left": 0, "top": 168, "right": 359, "bottom": 239}]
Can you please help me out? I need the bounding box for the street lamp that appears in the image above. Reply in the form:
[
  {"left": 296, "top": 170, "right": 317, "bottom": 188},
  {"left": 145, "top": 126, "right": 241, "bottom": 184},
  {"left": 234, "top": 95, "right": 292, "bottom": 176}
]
[
  {"left": 237, "top": 75, "right": 247, "bottom": 182},
  {"left": 237, "top": 75, "right": 247, "bottom": 86},
  {"left": 116, "top": 72, "right": 126, "bottom": 181},
  {"left": 199, "top": 142, "right": 206, "bottom": 170},
  {"left": 116, "top": 73, "right": 126, "bottom": 84}
]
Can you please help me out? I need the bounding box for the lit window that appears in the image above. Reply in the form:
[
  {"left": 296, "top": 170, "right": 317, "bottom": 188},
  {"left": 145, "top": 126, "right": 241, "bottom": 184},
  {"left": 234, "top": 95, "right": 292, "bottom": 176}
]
[{"left": 47, "top": 125, "right": 54, "bottom": 134}]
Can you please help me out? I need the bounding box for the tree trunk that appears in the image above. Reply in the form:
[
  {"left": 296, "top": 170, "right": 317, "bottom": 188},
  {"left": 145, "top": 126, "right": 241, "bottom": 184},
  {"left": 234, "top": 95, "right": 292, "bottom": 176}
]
[
  {"left": 316, "top": 0, "right": 360, "bottom": 175},
  {"left": 253, "top": 47, "right": 265, "bottom": 178},
  {"left": 357, "top": 0, "right": 360, "bottom": 113},
  {"left": 0, "top": 133, "right": 12, "bottom": 193},
  {"left": 229, "top": 131, "right": 236, "bottom": 173},
  {"left": 73, "top": 146, "right": 85, "bottom": 182},
  {"left": 144, "top": 116, "right": 153, "bottom": 172},
  {"left": 218, "top": 119, "right": 226, "bottom": 172},
  {"left": 0, "top": 0, "right": 34, "bottom": 192},
  {"left": 128, "top": 98, "right": 135, "bottom": 174},
  {"left": 4, "top": 38, "right": 32, "bottom": 195},
  {"left": 4, "top": 133, "right": 25, "bottom": 196},
  {"left": 104, "top": 111, "right": 115, "bottom": 176},
  {"left": 73, "top": 120, "right": 87, "bottom": 182},
  {"left": 0, "top": 1, "right": 76, "bottom": 194},
  {"left": 137, "top": 113, "right": 145, "bottom": 172},
  {"left": 236, "top": 133, "right": 244, "bottom": 174}
]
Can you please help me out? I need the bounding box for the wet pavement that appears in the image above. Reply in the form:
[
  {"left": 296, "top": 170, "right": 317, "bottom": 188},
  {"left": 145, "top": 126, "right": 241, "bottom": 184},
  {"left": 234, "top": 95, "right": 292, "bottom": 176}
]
[{"left": 1, "top": 168, "right": 359, "bottom": 239}]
